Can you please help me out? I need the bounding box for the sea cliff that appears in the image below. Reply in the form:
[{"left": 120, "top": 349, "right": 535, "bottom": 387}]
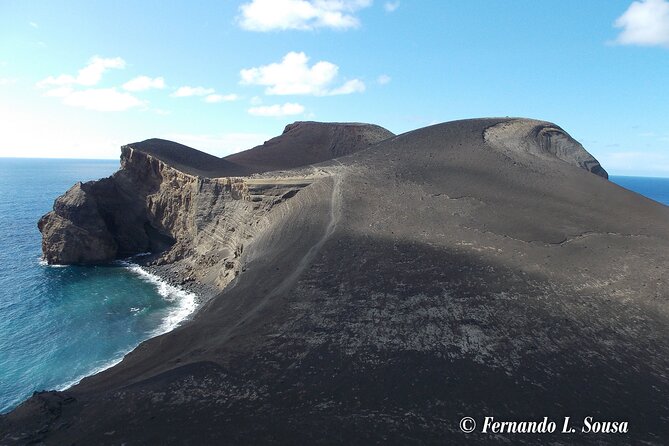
[
  {"left": 38, "top": 121, "right": 394, "bottom": 290},
  {"left": 5, "top": 118, "right": 669, "bottom": 445}
]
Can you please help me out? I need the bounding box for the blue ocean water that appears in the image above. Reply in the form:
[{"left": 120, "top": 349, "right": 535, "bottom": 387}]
[
  {"left": 0, "top": 158, "right": 196, "bottom": 414},
  {"left": 610, "top": 176, "right": 669, "bottom": 206}
]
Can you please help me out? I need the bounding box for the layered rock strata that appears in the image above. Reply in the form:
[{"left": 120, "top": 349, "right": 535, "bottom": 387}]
[{"left": 37, "top": 122, "right": 394, "bottom": 289}]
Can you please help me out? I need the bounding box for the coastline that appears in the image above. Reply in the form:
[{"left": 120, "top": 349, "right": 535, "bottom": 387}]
[
  {"left": 6, "top": 119, "right": 669, "bottom": 444},
  {"left": 35, "top": 257, "right": 215, "bottom": 398},
  {"left": 41, "top": 175, "right": 669, "bottom": 402},
  {"left": 135, "top": 260, "right": 221, "bottom": 306}
]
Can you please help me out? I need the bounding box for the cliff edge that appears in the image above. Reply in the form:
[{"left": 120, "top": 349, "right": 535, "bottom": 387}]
[
  {"left": 37, "top": 121, "right": 394, "bottom": 272},
  {"left": 7, "top": 118, "right": 669, "bottom": 445}
]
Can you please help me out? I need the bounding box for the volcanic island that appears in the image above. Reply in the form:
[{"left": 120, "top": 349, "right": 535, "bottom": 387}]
[{"left": 2, "top": 118, "right": 668, "bottom": 445}]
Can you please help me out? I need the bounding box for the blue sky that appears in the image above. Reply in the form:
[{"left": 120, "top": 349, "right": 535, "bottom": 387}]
[{"left": 1, "top": 0, "right": 668, "bottom": 176}]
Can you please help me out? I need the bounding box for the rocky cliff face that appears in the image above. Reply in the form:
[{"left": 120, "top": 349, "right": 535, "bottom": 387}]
[
  {"left": 37, "top": 122, "right": 394, "bottom": 289},
  {"left": 484, "top": 118, "right": 609, "bottom": 178},
  {"left": 38, "top": 146, "right": 318, "bottom": 289}
]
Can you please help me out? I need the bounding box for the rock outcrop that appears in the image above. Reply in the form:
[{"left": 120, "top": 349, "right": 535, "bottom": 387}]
[
  {"left": 484, "top": 118, "right": 609, "bottom": 178},
  {"left": 37, "top": 121, "right": 394, "bottom": 275},
  {"left": 8, "top": 118, "right": 669, "bottom": 445},
  {"left": 38, "top": 182, "right": 118, "bottom": 264}
]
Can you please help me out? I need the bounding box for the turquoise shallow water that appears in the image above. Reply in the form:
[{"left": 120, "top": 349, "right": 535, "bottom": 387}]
[
  {"left": 0, "top": 160, "right": 666, "bottom": 415},
  {"left": 0, "top": 158, "right": 196, "bottom": 414}
]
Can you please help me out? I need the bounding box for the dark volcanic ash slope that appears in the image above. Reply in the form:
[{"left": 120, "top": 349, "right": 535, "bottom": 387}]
[
  {"left": 126, "top": 121, "right": 393, "bottom": 177},
  {"left": 225, "top": 120, "right": 394, "bottom": 172},
  {"left": 119, "top": 138, "right": 248, "bottom": 177},
  {"left": 5, "top": 118, "right": 669, "bottom": 445}
]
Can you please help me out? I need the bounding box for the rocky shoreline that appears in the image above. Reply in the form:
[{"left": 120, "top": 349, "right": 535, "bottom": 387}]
[
  {"left": 136, "top": 258, "right": 220, "bottom": 305},
  {"left": 3, "top": 118, "right": 669, "bottom": 445}
]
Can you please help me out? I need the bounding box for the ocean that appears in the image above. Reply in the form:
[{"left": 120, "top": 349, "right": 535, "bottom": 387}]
[
  {"left": 0, "top": 161, "right": 667, "bottom": 415},
  {"left": 610, "top": 175, "right": 669, "bottom": 206},
  {"left": 0, "top": 158, "right": 197, "bottom": 414}
]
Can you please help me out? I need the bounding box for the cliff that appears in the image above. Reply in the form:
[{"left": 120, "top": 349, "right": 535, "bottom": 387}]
[
  {"left": 6, "top": 118, "right": 669, "bottom": 445},
  {"left": 37, "top": 122, "right": 394, "bottom": 282},
  {"left": 37, "top": 146, "right": 307, "bottom": 290}
]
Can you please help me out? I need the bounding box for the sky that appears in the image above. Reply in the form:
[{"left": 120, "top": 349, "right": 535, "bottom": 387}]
[{"left": 1, "top": 0, "right": 668, "bottom": 176}]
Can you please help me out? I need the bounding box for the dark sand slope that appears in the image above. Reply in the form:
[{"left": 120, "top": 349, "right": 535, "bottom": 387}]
[
  {"left": 225, "top": 121, "right": 395, "bottom": 173},
  {"left": 121, "top": 138, "right": 248, "bottom": 177},
  {"left": 4, "top": 118, "right": 669, "bottom": 445},
  {"left": 127, "top": 121, "right": 393, "bottom": 178}
]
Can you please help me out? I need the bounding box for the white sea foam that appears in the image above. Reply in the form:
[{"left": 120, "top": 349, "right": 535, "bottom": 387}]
[
  {"left": 123, "top": 263, "right": 198, "bottom": 336},
  {"left": 59, "top": 261, "right": 198, "bottom": 391},
  {"left": 113, "top": 259, "right": 198, "bottom": 335},
  {"left": 57, "top": 356, "right": 125, "bottom": 391},
  {"left": 38, "top": 258, "right": 68, "bottom": 268}
]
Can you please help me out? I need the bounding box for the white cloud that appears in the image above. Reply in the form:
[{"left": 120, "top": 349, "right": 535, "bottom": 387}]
[
  {"left": 37, "top": 56, "right": 146, "bottom": 112},
  {"left": 171, "top": 86, "right": 216, "bottom": 97},
  {"left": 384, "top": 1, "right": 400, "bottom": 12},
  {"left": 204, "top": 93, "right": 239, "bottom": 103},
  {"left": 238, "top": 0, "right": 372, "bottom": 31},
  {"left": 43, "top": 86, "right": 73, "bottom": 97},
  {"left": 204, "top": 94, "right": 223, "bottom": 103},
  {"left": 328, "top": 78, "right": 366, "bottom": 95},
  {"left": 240, "top": 51, "right": 365, "bottom": 96},
  {"left": 122, "top": 76, "right": 165, "bottom": 91},
  {"left": 614, "top": 0, "right": 669, "bottom": 47},
  {"left": 59, "top": 88, "right": 144, "bottom": 112},
  {"left": 37, "top": 56, "right": 126, "bottom": 88},
  {"left": 29, "top": 21, "right": 39, "bottom": 28},
  {"left": 248, "top": 102, "right": 305, "bottom": 117},
  {"left": 161, "top": 132, "right": 272, "bottom": 157},
  {"left": 0, "top": 78, "right": 17, "bottom": 86},
  {"left": 37, "top": 56, "right": 144, "bottom": 112},
  {"left": 377, "top": 74, "right": 391, "bottom": 85},
  {"left": 37, "top": 74, "right": 76, "bottom": 87},
  {"left": 76, "top": 57, "right": 126, "bottom": 85}
]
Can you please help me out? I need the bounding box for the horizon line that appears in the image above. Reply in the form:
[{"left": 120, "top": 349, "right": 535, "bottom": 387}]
[{"left": 1, "top": 156, "right": 668, "bottom": 179}]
